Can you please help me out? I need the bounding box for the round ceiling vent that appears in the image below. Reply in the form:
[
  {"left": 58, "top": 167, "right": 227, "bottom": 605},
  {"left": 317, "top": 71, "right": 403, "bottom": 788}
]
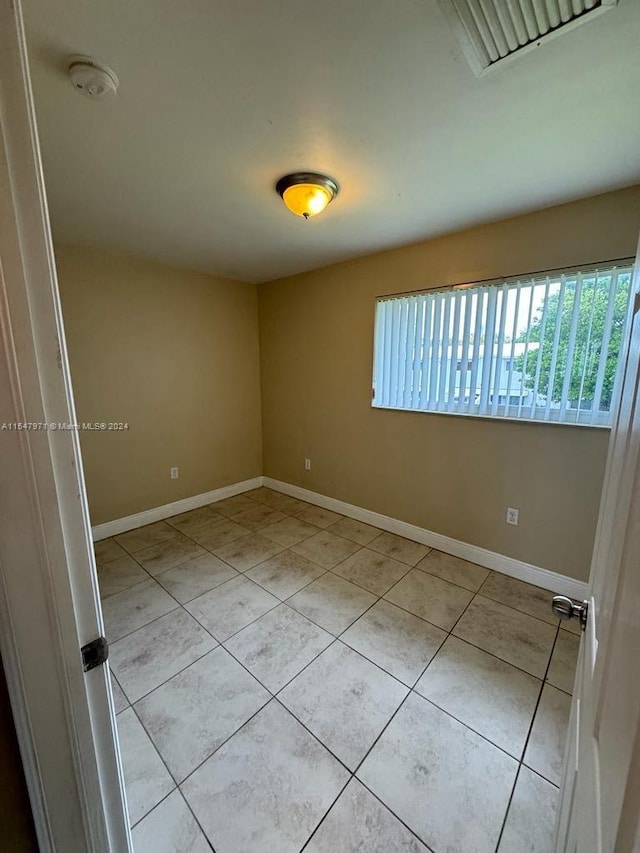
[{"left": 67, "top": 56, "right": 119, "bottom": 98}]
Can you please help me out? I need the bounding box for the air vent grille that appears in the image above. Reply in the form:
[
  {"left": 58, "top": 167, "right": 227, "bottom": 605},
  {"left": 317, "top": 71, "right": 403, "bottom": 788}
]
[{"left": 439, "top": 0, "right": 618, "bottom": 74}]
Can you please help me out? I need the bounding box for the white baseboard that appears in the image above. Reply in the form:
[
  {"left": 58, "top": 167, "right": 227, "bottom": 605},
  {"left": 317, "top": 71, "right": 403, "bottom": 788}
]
[
  {"left": 93, "top": 473, "right": 588, "bottom": 599},
  {"left": 264, "top": 477, "right": 588, "bottom": 600},
  {"left": 91, "top": 477, "right": 263, "bottom": 541}
]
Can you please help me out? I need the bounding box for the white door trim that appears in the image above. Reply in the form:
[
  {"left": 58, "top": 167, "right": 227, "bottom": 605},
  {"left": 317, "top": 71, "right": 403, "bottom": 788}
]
[
  {"left": 554, "top": 235, "right": 640, "bottom": 851},
  {"left": 0, "top": 1, "right": 129, "bottom": 850}
]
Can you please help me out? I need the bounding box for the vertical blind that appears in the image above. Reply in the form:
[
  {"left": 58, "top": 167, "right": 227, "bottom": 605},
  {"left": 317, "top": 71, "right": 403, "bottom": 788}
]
[{"left": 372, "top": 264, "right": 634, "bottom": 426}]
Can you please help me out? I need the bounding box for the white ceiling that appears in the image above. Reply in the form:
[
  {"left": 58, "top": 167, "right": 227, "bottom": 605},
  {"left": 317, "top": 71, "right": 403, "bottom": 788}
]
[{"left": 24, "top": 0, "right": 640, "bottom": 283}]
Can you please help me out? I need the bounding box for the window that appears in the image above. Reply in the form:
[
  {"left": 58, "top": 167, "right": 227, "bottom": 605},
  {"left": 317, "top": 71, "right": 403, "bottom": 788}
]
[{"left": 372, "top": 264, "right": 634, "bottom": 426}]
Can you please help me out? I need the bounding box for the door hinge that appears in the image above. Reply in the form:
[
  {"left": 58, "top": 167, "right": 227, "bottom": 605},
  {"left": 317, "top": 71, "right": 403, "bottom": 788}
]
[
  {"left": 551, "top": 595, "right": 589, "bottom": 631},
  {"left": 81, "top": 636, "right": 109, "bottom": 672}
]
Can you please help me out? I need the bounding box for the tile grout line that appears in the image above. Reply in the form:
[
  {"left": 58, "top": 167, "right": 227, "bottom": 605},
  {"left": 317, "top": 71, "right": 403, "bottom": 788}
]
[
  {"left": 385, "top": 576, "right": 487, "bottom": 708},
  {"left": 105, "top": 495, "right": 401, "bottom": 844},
  {"left": 345, "top": 778, "right": 439, "bottom": 853},
  {"left": 119, "top": 577, "right": 562, "bottom": 850},
  {"left": 129, "top": 785, "right": 218, "bottom": 853},
  {"left": 430, "top": 631, "right": 550, "bottom": 687},
  {"left": 410, "top": 691, "right": 527, "bottom": 763},
  {"left": 100, "top": 489, "right": 571, "bottom": 849},
  {"left": 111, "top": 495, "right": 425, "bottom": 591},
  {"left": 110, "top": 513, "right": 562, "bottom": 716},
  {"left": 297, "top": 746, "right": 438, "bottom": 853},
  {"left": 492, "top": 622, "right": 562, "bottom": 853},
  {"left": 296, "top": 773, "right": 354, "bottom": 853},
  {"left": 107, "top": 489, "right": 575, "bottom": 616},
  {"left": 102, "top": 498, "right": 561, "bottom": 647},
  {"left": 116, "top": 592, "right": 407, "bottom": 804},
  {"left": 162, "top": 586, "right": 510, "bottom": 801},
  {"left": 120, "top": 601, "right": 399, "bottom": 828},
  {"left": 111, "top": 554, "right": 292, "bottom": 709},
  {"left": 327, "top": 563, "right": 560, "bottom": 850},
  {"left": 274, "top": 633, "right": 408, "bottom": 701},
  {"left": 115, "top": 508, "right": 294, "bottom": 841},
  {"left": 117, "top": 638, "right": 219, "bottom": 707},
  {"left": 127, "top": 704, "right": 217, "bottom": 852},
  {"left": 125, "top": 702, "right": 180, "bottom": 821},
  {"left": 109, "top": 511, "right": 405, "bottom": 651},
  {"left": 165, "top": 600, "right": 383, "bottom": 785},
  {"left": 106, "top": 502, "right": 563, "bottom": 710},
  {"left": 339, "top": 577, "right": 502, "bottom": 785},
  {"left": 171, "top": 687, "right": 352, "bottom": 803},
  {"left": 348, "top": 689, "right": 430, "bottom": 834},
  {"left": 296, "top": 778, "right": 354, "bottom": 853},
  {"left": 107, "top": 506, "right": 356, "bottom": 614},
  {"left": 521, "top": 622, "right": 563, "bottom": 762}
]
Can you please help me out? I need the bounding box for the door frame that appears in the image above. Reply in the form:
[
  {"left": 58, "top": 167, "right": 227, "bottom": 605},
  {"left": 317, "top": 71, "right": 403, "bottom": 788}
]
[
  {"left": 554, "top": 247, "right": 640, "bottom": 850},
  {"left": 2, "top": 0, "right": 639, "bottom": 848},
  {"left": 0, "top": 0, "right": 130, "bottom": 850}
]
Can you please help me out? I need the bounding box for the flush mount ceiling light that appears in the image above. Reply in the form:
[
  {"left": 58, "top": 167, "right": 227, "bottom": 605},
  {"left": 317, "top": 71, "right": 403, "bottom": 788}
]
[{"left": 276, "top": 172, "right": 339, "bottom": 219}]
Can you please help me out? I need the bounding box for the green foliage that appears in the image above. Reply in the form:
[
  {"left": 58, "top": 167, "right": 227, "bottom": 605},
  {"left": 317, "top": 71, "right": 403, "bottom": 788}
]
[{"left": 515, "top": 274, "right": 631, "bottom": 410}]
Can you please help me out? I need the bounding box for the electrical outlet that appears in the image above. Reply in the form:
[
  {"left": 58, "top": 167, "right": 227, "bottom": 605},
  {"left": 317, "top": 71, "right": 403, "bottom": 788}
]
[
  {"left": 170, "top": 467, "right": 179, "bottom": 480},
  {"left": 506, "top": 507, "right": 519, "bottom": 526},
  {"left": 304, "top": 458, "right": 311, "bottom": 471}
]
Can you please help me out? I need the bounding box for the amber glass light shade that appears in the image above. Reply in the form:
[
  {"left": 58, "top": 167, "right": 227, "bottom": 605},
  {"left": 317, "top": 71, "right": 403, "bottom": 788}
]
[{"left": 276, "top": 173, "right": 339, "bottom": 219}]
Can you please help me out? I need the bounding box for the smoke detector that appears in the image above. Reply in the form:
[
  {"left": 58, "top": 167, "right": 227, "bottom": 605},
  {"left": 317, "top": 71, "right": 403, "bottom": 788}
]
[{"left": 67, "top": 56, "right": 119, "bottom": 98}]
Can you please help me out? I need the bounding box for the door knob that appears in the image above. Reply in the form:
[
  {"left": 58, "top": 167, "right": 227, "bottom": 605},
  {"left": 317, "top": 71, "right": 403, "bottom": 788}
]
[{"left": 552, "top": 595, "right": 588, "bottom": 631}]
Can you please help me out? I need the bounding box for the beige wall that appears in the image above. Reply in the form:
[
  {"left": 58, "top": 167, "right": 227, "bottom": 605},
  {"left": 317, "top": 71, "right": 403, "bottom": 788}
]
[
  {"left": 259, "top": 186, "right": 640, "bottom": 581},
  {"left": 56, "top": 246, "right": 262, "bottom": 525},
  {"left": 56, "top": 187, "right": 640, "bottom": 580}
]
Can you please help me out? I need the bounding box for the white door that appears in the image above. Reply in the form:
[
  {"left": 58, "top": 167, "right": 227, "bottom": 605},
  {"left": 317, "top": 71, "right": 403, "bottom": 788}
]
[
  {"left": 555, "top": 239, "right": 640, "bottom": 852},
  {"left": 0, "top": 0, "right": 130, "bottom": 850}
]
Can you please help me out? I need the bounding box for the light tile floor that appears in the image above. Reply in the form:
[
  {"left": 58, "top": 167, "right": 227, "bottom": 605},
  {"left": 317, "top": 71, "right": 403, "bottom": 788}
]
[{"left": 96, "top": 487, "right": 580, "bottom": 853}]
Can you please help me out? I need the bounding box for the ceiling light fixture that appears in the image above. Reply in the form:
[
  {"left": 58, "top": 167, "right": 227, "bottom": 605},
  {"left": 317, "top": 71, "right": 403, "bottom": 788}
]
[{"left": 276, "top": 172, "right": 339, "bottom": 219}]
